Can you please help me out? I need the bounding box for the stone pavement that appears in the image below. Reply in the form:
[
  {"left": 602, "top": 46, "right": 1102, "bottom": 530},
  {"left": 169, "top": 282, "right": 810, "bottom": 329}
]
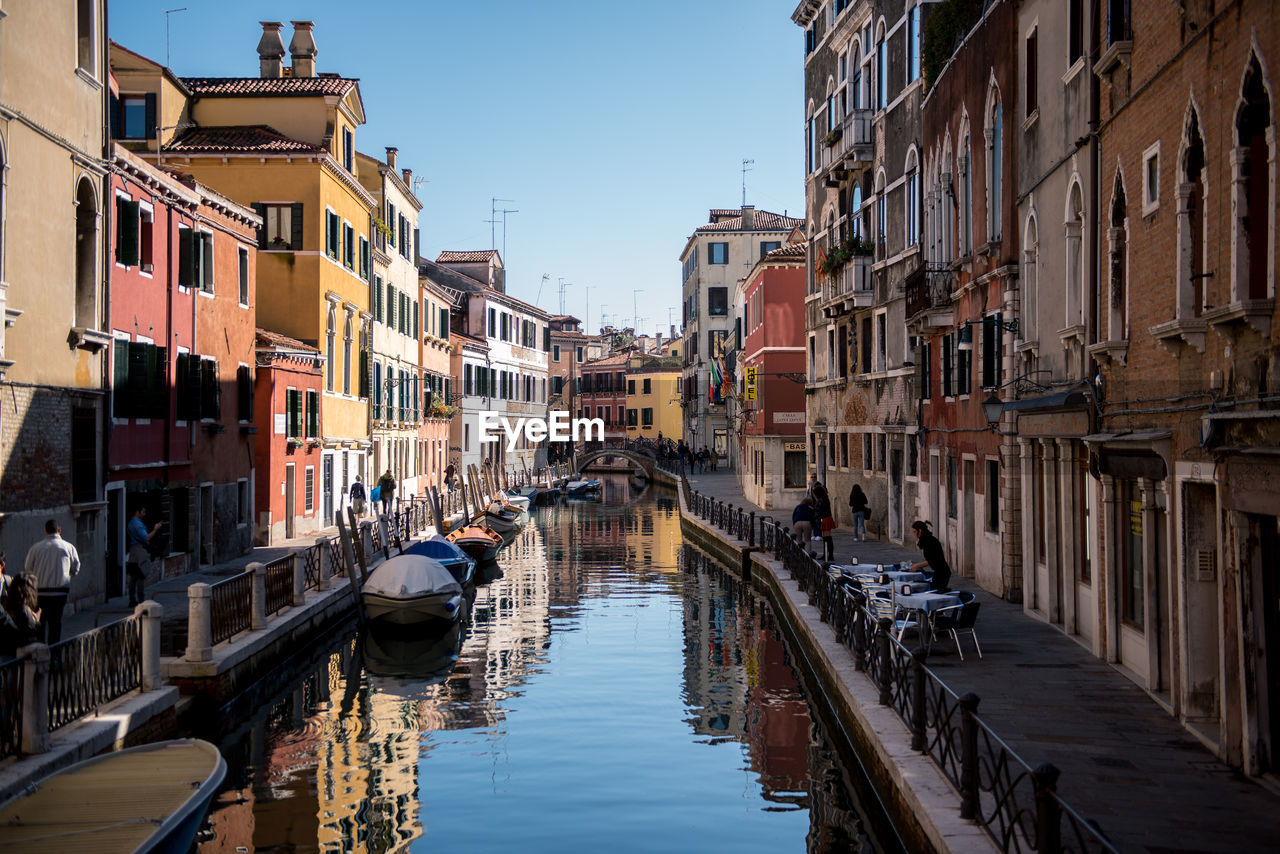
[{"left": 686, "top": 470, "right": 1280, "bottom": 854}]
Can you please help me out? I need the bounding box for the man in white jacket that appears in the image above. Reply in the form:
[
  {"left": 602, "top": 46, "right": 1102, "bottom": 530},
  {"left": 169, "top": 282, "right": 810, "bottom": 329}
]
[{"left": 24, "top": 519, "right": 80, "bottom": 643}]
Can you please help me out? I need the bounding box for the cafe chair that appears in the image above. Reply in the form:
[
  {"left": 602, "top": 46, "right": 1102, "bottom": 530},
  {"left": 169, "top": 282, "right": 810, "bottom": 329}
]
[
  {"left": 932, "top": 601, "right": 982, "bottom": 660},
  {"left": 956, "top": 590, "right": 976, "bottom": 605},
  {"left": 869, "top": 591, "right": 918, "bottom": 640}
]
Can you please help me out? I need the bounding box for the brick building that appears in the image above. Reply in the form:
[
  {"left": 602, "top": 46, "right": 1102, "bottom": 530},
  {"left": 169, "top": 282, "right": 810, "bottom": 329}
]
[{"left": 579, "top": 351, "right": 630, "bottom": 444}]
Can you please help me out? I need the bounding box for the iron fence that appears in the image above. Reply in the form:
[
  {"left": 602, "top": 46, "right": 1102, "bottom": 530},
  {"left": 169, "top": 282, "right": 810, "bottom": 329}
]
[
  {"left": 263, "top": 555, "right": 294, "bottom": 616},
  {"left": 46, "top": 615, "right": 141, "bottom": 731},
  {"left": 303, "top": 546, "right": 320, "bottom": 590},
  {"left": 684, "top": 483, "right": 1118, "bottom": 854},
  {"left": 0, "top": 656, "right": 24, "bottom": 759},
  {"left": 210, "top": 569, "right": 253, "bottom": 645}
]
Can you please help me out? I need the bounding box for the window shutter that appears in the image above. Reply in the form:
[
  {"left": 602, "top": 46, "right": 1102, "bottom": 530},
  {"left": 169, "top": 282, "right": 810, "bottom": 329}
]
[
  {"left": 127, "top": 342, "right": 149, "bottom": 406},
  {"left": 414, "top": 228, "right": 420, "bottom": 262},
  {"left": 291, "top": 202, "right": 304, "bottom": 248},
  {"left": 149, "top": 346, "right": 168, "bottom": 419},
  {"left": 253, "top": 203, "right": 267, "bottom": 249},
  {"left": 359, "top": 348, "right": 369, "bottom": 398},
  {"left": 109, "top": 93, "right": 120, "bottom": 139},
  {"left": 413, "top": 301, "right": 419, "bottom": 339},
  {"left": 178, "top": 229, "right": 195, "bottom": 288},
  {"left": 179, "top": 354, "right": 202, "bottom": 421},
  {"left": 201, "top": 233, "right": 215, "bottom": 290},
  {"left": 199, "top": 359, "right": 216, "bottom": 419},
  {"left": 307, "top": 390, "right": 319, "bottom": 437},
  {"left": 118, "top": 199, "right": 140, "bottom": 266},
  {"left": 440, "top": 307, "right": 449, "bottom": 340},
  {"left": 237, "top": 366, "right": 250, "bottom": 421},
  {"left": 112, "top": 340, "right": 129, "bottom": 418}
]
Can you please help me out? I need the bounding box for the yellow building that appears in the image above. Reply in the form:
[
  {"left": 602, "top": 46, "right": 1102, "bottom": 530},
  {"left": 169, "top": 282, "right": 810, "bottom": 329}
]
[
  {"left": 0, "top": 0, "right": 112, "bottom": 609},
  {"left": 625, "top": 356, "right": 682, "bottom": 442},
  {"left": 116, "top": 22, "right": 377, "bottom": 527}
]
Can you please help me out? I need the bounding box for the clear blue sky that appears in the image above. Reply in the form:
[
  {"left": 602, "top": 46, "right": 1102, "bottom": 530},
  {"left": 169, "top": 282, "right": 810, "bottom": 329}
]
[{"left": 109, "top": 1, "right": 805, "bottom": 335}]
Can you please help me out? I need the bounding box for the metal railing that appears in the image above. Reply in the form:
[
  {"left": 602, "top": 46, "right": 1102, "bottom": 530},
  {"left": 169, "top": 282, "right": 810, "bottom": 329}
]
[
  {"left": 263, "top": 555, "right": 294, "bottom": 617},
  {"left": 0, "top": 656, "right": 25, "bottom": 759},
  {"left": 684, "top": 482, "right": 1117, "bottom": 854},
  {"left": 46, "top": 615, "right": 142, "bottom": 731},
  {"left": 210, "top": 569, "right": 254, "bottom": 645}
]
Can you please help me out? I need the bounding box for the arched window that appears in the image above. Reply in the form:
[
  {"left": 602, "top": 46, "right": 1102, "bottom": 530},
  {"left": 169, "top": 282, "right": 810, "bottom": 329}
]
[
  {"left": 942, "top": 138, "right": 955, "bottom": 262},
  {"left": 806, "top": 101, "right": 817, "bottom": 174},
  {"left": 1177, "top": 108, "right": 1207, "bottom": 320},
  {"left": 1066, "top": 181, "right": 1085, "bottom": 328},
  {"left": 326, "top": 305, "right": 336, "bottom": 392},
  {"left": 1234, "top": 56, "right": 1273, "bottom": 301},
  {"left": 850, "top": 42, "right": 863, "bottom": 110},
  {"left": 74, "top": 177, "right": 98, "bottom": 330},
  {"left": 876, "top": 21, "right": 888, "bottom": 110},
  {"left": 961, "top": 132, "right": 973, "bottom": 254},
  {"left": 342, "top": 311, "right": 353, "bottom": 396},
  {"left": 987, "top": 92, "right": 1003, "bottom": 240},
  {"left": 907, "top": 3, "right": 921, "bottom": 83},
  {"left": 875, "top": 170, "right": 887, "bottom": 257},
  {"left": 850, "top": 184, "right": 863, "bottom": 238},
  {"left": 1108, "top": 175, "right": 1128, "bottom": 339},
  {"left": 1022, "top": 213, "right": 1039, "bottom": 342},
  {"left": 905, "top": 149, "right": 920, "bottom": 247}
]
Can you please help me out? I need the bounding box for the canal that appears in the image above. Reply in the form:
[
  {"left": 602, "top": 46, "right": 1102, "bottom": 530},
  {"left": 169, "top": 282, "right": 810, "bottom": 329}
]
[{"left": 192, "top": 476, "right": 900, "bottom": 853}]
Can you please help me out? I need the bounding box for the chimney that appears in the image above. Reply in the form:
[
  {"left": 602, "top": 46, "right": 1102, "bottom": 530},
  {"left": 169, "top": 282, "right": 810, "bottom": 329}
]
[
  {"left": 288, "top": 21, "right": 317, "bottom": 78},
  {"left": 741, "top": 204, "right": 756, "bottom": 230},
  {"left": 385, "top": 146, "right": 398, "bottom": 169},
  {"left": 257, "top": 22, "right": 286, "bottom": 79},
  {"left": 670, "top": 324, "right": 676, "bottom": 341},
  {"left": 402, "top": 168, "right": 413, "bottom": 187}
]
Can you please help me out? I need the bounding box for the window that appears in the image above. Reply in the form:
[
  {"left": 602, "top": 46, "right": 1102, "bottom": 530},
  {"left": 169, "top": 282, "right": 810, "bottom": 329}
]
[
  {"left": 921, "top": 341, "right": 932, "bottom": 399},
  {"left": 112, "top": 340, "right": 167, "bottom": 419},
  {"left": 961, "top": 139, "right": 973, "bottom": 253},
  {"left": 942, "top": 333, "right": 955, "bottom": 396},
  {"left": 985, "top": 459, "right": 1000, "bottom": 533},
  {"left": 118, "top": 93, "right": 155, "bottom": 140},
  {"left": 553, "top": 345, "right": 560, "bottom": 361},
  {"left": 1236, "top": 56, "right": 1272, "bottom": 302},
  {"left": 343, "top": 223, "right": 354, "bottom": 269},
  {"left": 907, "top": 4, "right": 921, "bottom": 83},
  {"left": 342, "top": 127, "right": 353, "bottom": 172},
  {"left": 359, "top": 236, "right": 369, "bottom": 279},
  {"left": 627, "top": 379, "right": 636, "bottom": 394},
  {"left": 77, "top": 0, "right": 97, "bottom": 74},
  {"left": 261, "top": 203, "right": 301, "bottom": 250},
  {"left": 305, "top": 467, "right": 315, "bottom": 512},
  {"left": 863, "top": 434, "right": 873, "bottom": 470},
  {"left": 876, "top": 312, "right": 887, "bottom": 372},
  {"left": 325, "top": 210, "right": 340, "bottom": 260},
  {"left": 709, "top": 330, "right": 728, "bottom": 359},
  {"left": 957, "top": 336, "right": 971, "bottom": 396},
  {"left": 876, "top": 25, "right": 887, "bottom": 109},
  {"left": 708, "top": 243, "right": 729, "bottom": 264},
  {"left": 760, "top": 241, "right": 781, "bottom": 257},
  {"left": 708, "top": 287, "right": 728, "bottom": 316},
  {"left": 374, "top": 363, "right": 384, "bottom": 417},
  {"left": 641, "top": 408, "right": 653, "bottom": 427},
  {"left": 905, "top": 150, "right": 920, "bottom": 246},
  {"left": 1142, "top": 142, "right": 1160, "bottom": 215},
  {"left": 1107, "top": 0, "right": 1132, "bottom": 46},
  {"left": 326, "top": 307, "right": 336, "bottom": 392},
  {"left": 237, "top": 365, "right": 253, "bottom": 422},
  {"left": 342, "top": 313, "right": 353, "bottom": 396},
  {"left": 840, "top": 432, "right": 849, "bottom": 468},
  {"left": 238, "top": 248, "right": 249, "bottom": 305},
  {"left": 1069, "top": 0, "right": 1084, "bottom": 64},
  {"left": 989, "top": 98, "right": 1003, "bottom": 240},
  {"left": 947, "top": 456, "right": 958, "bottom": 519},
  {"left": 1025, "top": 29, "right": 1038, "bottom": 117},
  {"left": 784, "top": 451, "right": 807, "bottom": 488},
  {"left": 576, "top": 346, "right": 584, "bottom": 361},
  {"left": 115, "top": 197, "right": 140, "bottom": 266},
  {"left": 643, "top": 378, "right": 651, "bottom": 394},
  {"left": 981, "top": 313, "right": 1002, "bottom": 389},
  {"left": 178, "top": 228, "right": 213, "bottom": 291}
]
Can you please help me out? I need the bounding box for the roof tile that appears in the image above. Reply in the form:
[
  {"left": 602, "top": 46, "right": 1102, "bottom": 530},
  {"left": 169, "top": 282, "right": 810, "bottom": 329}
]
[
  {"left": 695, "top": 209, "right": 804, "bottom": 233},
  {"left": 166, "top": 125, "right": 323, "bottom": 154},
  {"left": 181, "top": 76, "right": 357, "bottom": 98},
  {"left": 436, "top": 250, "right": 499, "bottom": 263}
]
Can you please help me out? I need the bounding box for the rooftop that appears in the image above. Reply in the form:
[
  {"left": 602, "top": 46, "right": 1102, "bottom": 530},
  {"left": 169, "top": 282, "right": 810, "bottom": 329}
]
[
  {"left": 695, "top": 209, "right": 803, "bottom": 233},
  {"left": 436, "top": 249, "right": 500, "bottom": 263},
  {"left": 256, "top": 328, "right": 319, "bottom": 352},
  {"left": 181, "top": 75, "right": 358, "bottom": 98},
  {"left": 165, "top": 125, "right": 324, "bottom": 154}
]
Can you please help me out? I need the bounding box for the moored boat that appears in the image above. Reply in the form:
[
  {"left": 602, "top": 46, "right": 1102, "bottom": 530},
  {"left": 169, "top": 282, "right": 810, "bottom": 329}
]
[
  {"left": 446, "top": 522, "right": 503, "bottom": 562},
  {"left": 0, "top": 738, "right": 226, "bottom": 853},
  {"left": 480, "top": 503, "right": 522, "bottom": 534},
  {"left": 404, "top": 534, "right": 476, "bottom": 586},
  {"left": 565, "top": 479, "right": 601, "bottom": 497},
  {"left": 362, "top": 554, "right": 465, "bottom": 624}
]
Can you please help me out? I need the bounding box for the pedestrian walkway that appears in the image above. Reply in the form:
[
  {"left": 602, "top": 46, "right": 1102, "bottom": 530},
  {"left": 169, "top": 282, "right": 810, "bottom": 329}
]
[
  {"left": 686, "top": 470, "right": 1280, "bottom": 853},
  {"left": 61, "top": 529, "right": 343, "bottom": 644}
]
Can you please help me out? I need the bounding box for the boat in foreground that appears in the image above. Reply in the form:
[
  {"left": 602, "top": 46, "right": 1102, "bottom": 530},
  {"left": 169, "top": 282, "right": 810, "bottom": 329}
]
[
  {"left": 0, "top": 738, "right": 226, "bottom": 853},
  {"left": 446, "top": 522, "right": 504, "bottom": 562},
  {"left": 362, "top": 554, "right": 465, "bottom": 624}
]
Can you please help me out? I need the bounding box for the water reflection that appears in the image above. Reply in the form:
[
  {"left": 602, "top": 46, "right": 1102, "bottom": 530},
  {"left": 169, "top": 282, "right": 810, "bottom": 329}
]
[{"left": 196, "top": 476, "right": 891, "bottom": 853}]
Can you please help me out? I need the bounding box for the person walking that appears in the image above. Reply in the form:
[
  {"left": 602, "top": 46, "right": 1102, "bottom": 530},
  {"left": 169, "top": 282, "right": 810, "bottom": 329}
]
[
  {"left": 24, "top": 519, "right": 80, "bottom": 644},
  {"left": 812, "top": 483, "right": 836, "bottom": 561},
  {"left": 126, "top": 505, "right": 162, "bottom": 607},
  {"left": 791, "top": 496, "right": 815, "bottom": 554},
  {"left": 377, "top": 469, "right": 397, "bottom": 516},
  {"left": 349, "top": 475, "right": 367, "bottom": 518},
  {"left": 444, "top": 462, "right": 457, "bottom": 492},
  {"left": 910, "top": 520, "right": 952, "bottom": 592},
  {"left": 848, "top": 483, "right": 869, "bottom": 542}
]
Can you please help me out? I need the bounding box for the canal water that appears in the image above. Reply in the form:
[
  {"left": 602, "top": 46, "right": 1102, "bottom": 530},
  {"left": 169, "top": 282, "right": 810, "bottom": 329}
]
[{"left": 193, "top": 476, "right": 899, "bottom": 853}]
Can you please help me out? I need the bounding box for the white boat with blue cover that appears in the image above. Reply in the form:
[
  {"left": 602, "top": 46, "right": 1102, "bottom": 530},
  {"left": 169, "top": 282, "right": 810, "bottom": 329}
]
[{"left": 404, "top": 534, "right": 476, "bottom": 586}]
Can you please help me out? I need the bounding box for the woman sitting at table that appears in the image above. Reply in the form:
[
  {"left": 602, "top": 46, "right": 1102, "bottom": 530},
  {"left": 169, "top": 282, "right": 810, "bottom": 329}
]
[{"left": 909, "top": 520, "right": 951, "bottom": 592}]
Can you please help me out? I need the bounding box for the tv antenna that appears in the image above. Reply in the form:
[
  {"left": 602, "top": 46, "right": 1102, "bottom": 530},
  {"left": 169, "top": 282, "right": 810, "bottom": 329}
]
[
  {"left": 558, "top": 278, "right": 572, "bottom": 315},
  {"left": 584, "top": 284, "right": 593, "bottom": 334},
  {"left": 741, "top": 158, "right": 754, "bottom": 207},
  {"left": 487, "top": 197, "right": 515, "bottom": 252},
  {"left": 164, "top": 7, "right": 187, "bottom": 69},
  {"left": 536, "top": 273, "right": 550, "bottom": 305},
  {"left": 632, "top": 289, "right": 643, "bottom": 331},
  {"left": 412, "top": 176, "right": 430, "bottom": 196}
]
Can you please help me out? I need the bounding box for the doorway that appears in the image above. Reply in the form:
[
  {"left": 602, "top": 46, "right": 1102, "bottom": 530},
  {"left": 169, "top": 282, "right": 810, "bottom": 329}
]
[
  {"left": 199, "top": 484, "right": 214, "bottom": 565},
  {"left": 323, "top": 455, "right": 334, "bottom": 528},
  {"left": 1248, "top": 513, "right": 1280, "bottom": 773},
  {"left": 1182, "top": 482, "right": 1220, "bottom": 728},
  {"left": 106, "top": 486, "right": 125, "bottom": 599},
  {"left": 962, "top": 459, "right": 975, "bottom": 575},
  {"left": 285, "top": 464, "right": 296, "bottom": 540},
  {"left": 890, "top": 448, "right": 903, "bottom": 542}
]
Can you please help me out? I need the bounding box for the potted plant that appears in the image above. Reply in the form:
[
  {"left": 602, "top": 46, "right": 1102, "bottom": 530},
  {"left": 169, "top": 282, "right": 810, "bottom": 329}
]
[{"left": 822, "top": 127, "right": 843, "bottom": 147}]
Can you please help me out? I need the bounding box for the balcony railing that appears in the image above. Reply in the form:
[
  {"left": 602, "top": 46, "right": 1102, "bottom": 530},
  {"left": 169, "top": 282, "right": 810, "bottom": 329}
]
[{"left": 906, "top": 262, "right": 955, "bottom": 320}]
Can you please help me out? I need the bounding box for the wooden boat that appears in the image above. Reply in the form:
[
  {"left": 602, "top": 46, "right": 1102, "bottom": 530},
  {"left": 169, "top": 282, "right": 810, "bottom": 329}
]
[
  {"left": 362, "top": 554, "right": 465, "bottom": 625},
  {"left": 565, "top": 479, "right": 601, "bottom": 497},
  {"left": 404, "top": 535, "right": 476, "bottom": 586},
  {"left": 497, "top": 490, "right": 532, "bottom": 512},
  {"left": 0, "top": 738, "right": 226, "bottom": 853},
  {"left": 446, "top": 522, "right": 503, "bottom": 562},
  {"left": 480, "top": 503, "right": 522, "bottom": 534}
]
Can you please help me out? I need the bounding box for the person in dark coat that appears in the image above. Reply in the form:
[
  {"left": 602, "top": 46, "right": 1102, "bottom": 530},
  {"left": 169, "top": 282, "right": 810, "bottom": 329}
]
[
  {"left": 0, "top": 573, "right": 42, "bottom": 658},
  {"left": 910, "top": 520, "right": 952, "bottom": 592},
  {"left": 811, "top": 483, "right": 835, "bottom": 561},
  {"left": 848, "top": 484, "right": 869, "bottom": 541},
  {"left": 791, "top": 496, "right": 815, "bottom": 551}
]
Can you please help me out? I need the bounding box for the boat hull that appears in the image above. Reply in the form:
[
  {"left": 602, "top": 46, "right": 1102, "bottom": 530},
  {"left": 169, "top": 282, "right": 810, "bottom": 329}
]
[{"left": 363, "top": 590, "right": 464, "bottom": 624}]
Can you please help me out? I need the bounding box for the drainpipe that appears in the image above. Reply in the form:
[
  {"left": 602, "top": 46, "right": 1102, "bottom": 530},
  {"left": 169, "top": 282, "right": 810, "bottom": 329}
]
[{"left": 1087, "top": 0, "right": 1101, "bottom": 382}]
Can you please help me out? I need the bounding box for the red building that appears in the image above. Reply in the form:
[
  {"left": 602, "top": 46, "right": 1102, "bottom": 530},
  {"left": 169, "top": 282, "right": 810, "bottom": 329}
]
[
  {"left": 105, "top": 145, "right": 260, "bottom": 593},
  {"left": 253, "top": 329, "right": 324, "bottom": 544},
  {"left": 737, "top": 244, "right": 806, "bottom": 510},
  {"left": 579, "top": 351, "right": 629, "bottom": 445}
]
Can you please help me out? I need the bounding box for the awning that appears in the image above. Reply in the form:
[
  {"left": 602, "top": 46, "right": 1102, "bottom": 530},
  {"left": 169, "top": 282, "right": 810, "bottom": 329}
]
[{"left": 1004, "top": 388, "right": 1090, "bottom": 412}]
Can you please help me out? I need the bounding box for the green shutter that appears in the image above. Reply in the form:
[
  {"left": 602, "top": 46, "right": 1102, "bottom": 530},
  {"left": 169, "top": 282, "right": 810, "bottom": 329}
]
[
  {"left": 178, "top": 229, "right": 195, "bottom": 288},
  {"left": 290, "top": 202, "right": 304, "bottom": 249},
  {"left": 149, "top": 346, "right": 168, "bottom": 419},
  {"left": 112, "top": 339, "right": 129, "bottom": 417},
  {"left": 118, "top": 199, "right": 140, "bottom": 266},
  {"left": 253, "top": 203, "right": 267, "bottom": 249}
]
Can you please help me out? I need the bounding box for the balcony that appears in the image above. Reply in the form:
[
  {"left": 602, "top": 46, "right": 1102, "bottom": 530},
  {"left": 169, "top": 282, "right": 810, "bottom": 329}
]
[
  {"left": 822, "top": 255, "right": 874, "bottom": 317},
  {"left": 905, "top": 262, "right": 954, "bottom": 324},
  {"left": 836, "top": 109, "right": 874, "bottom": 167}
]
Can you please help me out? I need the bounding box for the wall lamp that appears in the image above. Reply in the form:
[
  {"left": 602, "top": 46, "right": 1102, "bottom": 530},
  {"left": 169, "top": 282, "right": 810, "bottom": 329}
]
[
  {"left": 980, "top": 370, "right": 1054, "bottom": 425},
  {"left": 957, "top": 317, "right": 1020, "bottom": 351}
]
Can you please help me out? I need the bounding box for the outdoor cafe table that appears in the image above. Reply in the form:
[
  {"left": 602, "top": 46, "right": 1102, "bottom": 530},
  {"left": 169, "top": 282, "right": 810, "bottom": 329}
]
[{"left": 894, "top": 590, "right": 962, "bottom": 646}]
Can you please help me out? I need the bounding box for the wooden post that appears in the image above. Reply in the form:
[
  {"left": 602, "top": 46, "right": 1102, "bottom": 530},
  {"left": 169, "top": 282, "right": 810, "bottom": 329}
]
[{"left": 337, "top": 510, "right": 369, "bottom": 631}]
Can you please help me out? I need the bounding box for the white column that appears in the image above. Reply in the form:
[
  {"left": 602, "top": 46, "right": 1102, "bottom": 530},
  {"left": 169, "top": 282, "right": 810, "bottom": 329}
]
[
  {"left": 316, "top": 536, "right": 331, "bottom": 590},
  {"left": 19, "top": 643, "right": 51, "bottom": 755},
  {"left": 185, "top": 583, "right": 213, "bottom": 662},
  {"left": 135, "top": 601, "right": 163, "bottom": 691},
  {"left": 249, "top": 562, "right": 267, "bottom": 631},
  {"left": 1056, "top": 439, "right": 1078, "bottom": 634},
  {"left": 292, "top": 549, "right": 306, "bottom": 607},
  {"left": 1019, "top": 439, "right": 1036, "bottom": 613}
]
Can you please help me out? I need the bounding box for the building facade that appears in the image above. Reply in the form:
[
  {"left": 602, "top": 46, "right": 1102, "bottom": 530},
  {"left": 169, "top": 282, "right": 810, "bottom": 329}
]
[
  {"left": 624, "top": 356, "right": 682, "bottom": 443},
  {"left": 0, "top": 0, "right": 112, "bottom": 611},
  {"left": 736, "top": 244, "right": 808, "bottom": 510},
  {"left": 680, "top": 206, "right": 802, "bottom": 470},
  {"left": 580, "top": 352, "right": 629, "bottom": 445}
]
